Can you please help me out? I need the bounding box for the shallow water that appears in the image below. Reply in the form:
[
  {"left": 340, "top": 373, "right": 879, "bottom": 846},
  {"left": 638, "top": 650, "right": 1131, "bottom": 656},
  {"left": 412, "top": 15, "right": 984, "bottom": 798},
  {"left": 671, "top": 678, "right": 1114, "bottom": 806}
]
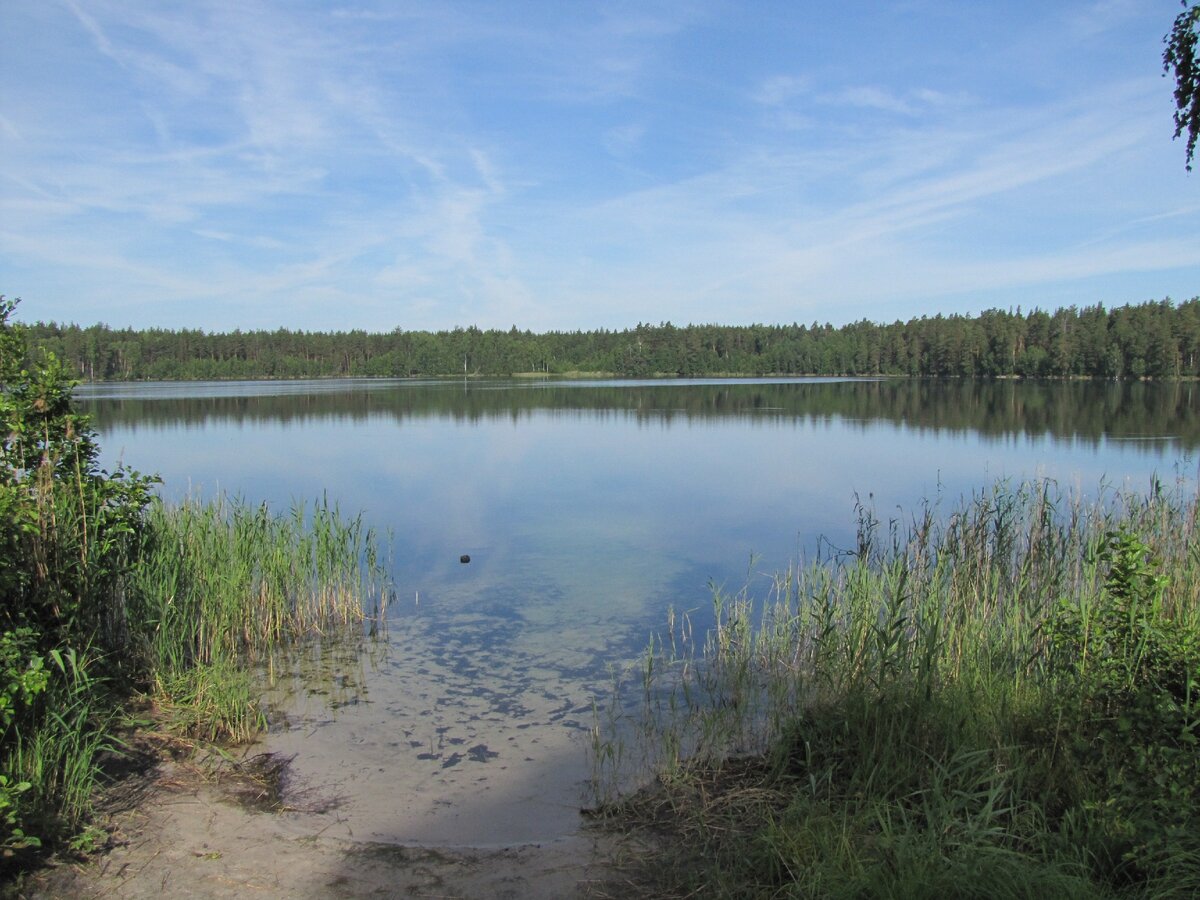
[{"left": 77, "top": 377, "right": 1199, "bottom": 845}]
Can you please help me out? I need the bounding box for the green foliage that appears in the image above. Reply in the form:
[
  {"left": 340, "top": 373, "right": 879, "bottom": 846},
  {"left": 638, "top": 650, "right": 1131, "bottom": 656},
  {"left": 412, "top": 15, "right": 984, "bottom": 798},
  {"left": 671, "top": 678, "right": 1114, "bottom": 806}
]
[
  {"left": 4, "top": 648, "right": 112, "bottom": 855},
  {"left": 0, "top": 775, "right": 39, "bottom": 858},
  {"left": 0, "top": 630, "right": 45, "bottom": 858},
  {"left": 1, "top": 295, "right": 155, "bottom": 862},
  {"left": 1047, "top": 530, "right": 1200, "bottom": 885},
  {"left": 0, "top": 297, "right": 158, "bottom": 652},
  {"left": 1049, "top": 530, "right": 1181, "bottom": 692},
  {"left": 0, "top": 631, "right": 49, "bottom": 732},
  {"left": 20, "top": 297, "right": 1200, "bottom": 380},
  {"left": 1165, "top": 3, "right": 1200, "bottom": 171},
  {"left": 1, "top": 296, "right": 390, "bottom": 873}
]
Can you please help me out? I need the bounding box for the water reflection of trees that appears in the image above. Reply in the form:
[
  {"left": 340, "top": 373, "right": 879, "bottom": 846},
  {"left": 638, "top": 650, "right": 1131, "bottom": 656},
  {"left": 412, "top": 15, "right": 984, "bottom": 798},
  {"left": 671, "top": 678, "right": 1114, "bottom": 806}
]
[{"left": 77, "top": 379, "right": 1200, "bottom": 452}]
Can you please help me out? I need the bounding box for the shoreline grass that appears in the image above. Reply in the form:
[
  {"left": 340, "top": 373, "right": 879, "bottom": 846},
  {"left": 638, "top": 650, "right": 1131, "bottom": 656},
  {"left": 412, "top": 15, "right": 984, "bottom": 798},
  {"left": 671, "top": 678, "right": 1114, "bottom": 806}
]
[
  {"left": 130, "top": 494, "right": 390, "bottom": 741},
  {"left": 1, "top": 492, "right": 391, "bottom": 872},
  {"left": 1, "top": 297, "right": 399, "bottom": 874},
  {"left": 592, "top": 476, "right": 1200, "bottom": 898}
]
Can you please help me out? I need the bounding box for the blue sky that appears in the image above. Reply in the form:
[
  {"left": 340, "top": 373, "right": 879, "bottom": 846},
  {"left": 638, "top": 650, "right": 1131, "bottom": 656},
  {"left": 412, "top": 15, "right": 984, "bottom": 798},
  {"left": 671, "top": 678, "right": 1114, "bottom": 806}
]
[{"left": 2, "top": 1, "right": 1199, "bottom": 332}]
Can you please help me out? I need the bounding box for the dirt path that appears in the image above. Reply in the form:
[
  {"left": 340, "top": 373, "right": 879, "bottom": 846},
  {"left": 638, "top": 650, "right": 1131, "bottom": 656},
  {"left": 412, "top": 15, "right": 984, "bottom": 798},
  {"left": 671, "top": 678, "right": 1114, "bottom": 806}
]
[{"left": 19, "top": 754, "right": 630, "bottom": 899}]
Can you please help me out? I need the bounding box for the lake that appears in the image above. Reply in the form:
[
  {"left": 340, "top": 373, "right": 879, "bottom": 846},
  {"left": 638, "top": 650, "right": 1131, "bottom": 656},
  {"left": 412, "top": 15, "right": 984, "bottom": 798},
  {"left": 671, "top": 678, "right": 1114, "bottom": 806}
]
[{"left": 75, "top": 377, "right": 1199, "bottom": 847}]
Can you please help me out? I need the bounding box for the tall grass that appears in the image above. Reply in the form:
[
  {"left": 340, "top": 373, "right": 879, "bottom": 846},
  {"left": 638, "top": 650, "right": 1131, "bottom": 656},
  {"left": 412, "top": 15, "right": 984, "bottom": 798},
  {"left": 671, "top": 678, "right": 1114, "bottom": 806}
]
[
  {"left": 593, "top": 477, "right": 1200, "bottom": 898},
  {"left": 2, "top": 647, "right": 112, "bottom": 854},
  {"left": 1, "top": 492, "right": 391, "bottom": 866},
  {"left": 132, "top": 494, "right": 386, "bottom": 665},
  {"left": 128, "top": 493, "right": 391, "bottom": 742},
  {"left": 2, "top": 302, "right": 393, "bottom": 869}
]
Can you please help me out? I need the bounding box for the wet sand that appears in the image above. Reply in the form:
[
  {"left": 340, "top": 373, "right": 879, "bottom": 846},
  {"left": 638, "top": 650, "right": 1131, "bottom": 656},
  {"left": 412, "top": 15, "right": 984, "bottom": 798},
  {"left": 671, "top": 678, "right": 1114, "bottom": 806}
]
[
  {"left": 21, "top": 613, "right": 636, "bottom": 899},
  {"left": 23, "top": 561, "right": 655, "bottom": 898},
  {"left": 23, "top": 751, "right": 625, "bottom": 899}
]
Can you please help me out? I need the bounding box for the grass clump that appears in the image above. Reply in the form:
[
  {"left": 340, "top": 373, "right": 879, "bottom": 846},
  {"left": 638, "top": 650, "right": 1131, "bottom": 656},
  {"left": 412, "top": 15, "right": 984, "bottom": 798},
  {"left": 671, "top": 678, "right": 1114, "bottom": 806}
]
[
  {"left": 593, "top": 478, "right": 1200, "bottom": 898},
  {"left": 130, "top": 494, "right": 389, "bottom": 742}
]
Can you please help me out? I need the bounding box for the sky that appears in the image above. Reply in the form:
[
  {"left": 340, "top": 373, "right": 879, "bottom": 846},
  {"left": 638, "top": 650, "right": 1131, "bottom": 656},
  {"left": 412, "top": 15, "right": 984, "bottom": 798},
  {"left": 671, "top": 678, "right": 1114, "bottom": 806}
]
[{"left": 2, "top": 1, "right": 1200, "bottom": 333}]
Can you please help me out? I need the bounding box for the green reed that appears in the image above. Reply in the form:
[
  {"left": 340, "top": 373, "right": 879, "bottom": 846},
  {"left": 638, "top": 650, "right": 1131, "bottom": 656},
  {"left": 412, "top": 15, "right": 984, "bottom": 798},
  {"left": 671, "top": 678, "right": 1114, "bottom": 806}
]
[
  {"left": 593, "top": 476, "right": 1200, "bottom": 898},
  {"left": 2, "top": 305, "right": 395, "bottom": 869},
  {"left": 2, "top": 492, "right": 390, "bottom": 870},
  {"left": 126, "top": 493, "right": 390, "bottom": 740}
]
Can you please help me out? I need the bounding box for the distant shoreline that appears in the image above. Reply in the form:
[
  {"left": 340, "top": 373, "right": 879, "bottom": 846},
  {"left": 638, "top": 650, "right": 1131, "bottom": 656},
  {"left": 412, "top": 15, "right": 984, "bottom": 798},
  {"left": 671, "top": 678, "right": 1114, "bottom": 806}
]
[{"left": 24, "top": 297, "right": 1200, "bottom": 382}]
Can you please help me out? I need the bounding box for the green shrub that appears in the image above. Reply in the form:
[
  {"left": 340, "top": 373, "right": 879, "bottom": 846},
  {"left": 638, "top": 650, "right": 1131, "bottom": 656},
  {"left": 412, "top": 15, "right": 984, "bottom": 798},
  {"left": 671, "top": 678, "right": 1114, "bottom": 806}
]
[
  {"left": 0, "top": 630, "right": 47, "bottom": 858},
  {"left": 1048, "top": 530, "right": 1200, "bottom": 886},
  {"left": 1, "top": 296, "right": 153, "bottom": 864},
  {"left": 1, "top": 295, "right": 388, "bottom": 872}
]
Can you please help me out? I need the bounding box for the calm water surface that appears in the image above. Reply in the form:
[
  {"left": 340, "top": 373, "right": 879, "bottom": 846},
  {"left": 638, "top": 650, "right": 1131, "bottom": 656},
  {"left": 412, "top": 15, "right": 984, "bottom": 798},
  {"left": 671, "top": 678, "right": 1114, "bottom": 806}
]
[{"left": 75, "top": 377, "right": 1199, "bottom": 846}]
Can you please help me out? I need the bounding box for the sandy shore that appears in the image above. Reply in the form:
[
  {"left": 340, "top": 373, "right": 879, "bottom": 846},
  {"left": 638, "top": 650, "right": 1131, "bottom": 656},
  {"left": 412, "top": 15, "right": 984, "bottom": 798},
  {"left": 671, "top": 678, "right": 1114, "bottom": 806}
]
[{"left": 19, "top": 751, "right": 628, "bottom": 900}]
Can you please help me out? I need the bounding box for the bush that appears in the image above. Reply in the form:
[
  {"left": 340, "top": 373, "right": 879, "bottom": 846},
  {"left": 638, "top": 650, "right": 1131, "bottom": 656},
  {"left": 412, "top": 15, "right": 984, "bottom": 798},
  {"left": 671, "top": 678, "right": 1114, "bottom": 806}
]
[
  {"left": 1048, "top": 530, "right": 1200, "bottom": 886},
  {"left": 1, "top": 296, "right": 386, "bottom": 871},
  {"left": 1, "top": 296, "right": 154, "bottom": 864}
]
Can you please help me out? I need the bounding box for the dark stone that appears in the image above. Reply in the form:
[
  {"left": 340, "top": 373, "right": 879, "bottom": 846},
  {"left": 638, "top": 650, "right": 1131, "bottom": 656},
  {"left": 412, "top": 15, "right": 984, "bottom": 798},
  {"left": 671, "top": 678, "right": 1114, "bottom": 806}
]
[{"left": 460, "top": 554, "right": 471, "bottom": 564}]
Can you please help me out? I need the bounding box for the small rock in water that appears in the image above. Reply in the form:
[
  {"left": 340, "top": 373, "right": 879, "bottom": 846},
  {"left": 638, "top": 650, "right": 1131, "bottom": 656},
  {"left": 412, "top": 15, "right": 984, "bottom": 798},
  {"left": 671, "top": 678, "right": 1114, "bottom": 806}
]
[{"left": 460, "top": 554, "right": 471, "bottom": 564}]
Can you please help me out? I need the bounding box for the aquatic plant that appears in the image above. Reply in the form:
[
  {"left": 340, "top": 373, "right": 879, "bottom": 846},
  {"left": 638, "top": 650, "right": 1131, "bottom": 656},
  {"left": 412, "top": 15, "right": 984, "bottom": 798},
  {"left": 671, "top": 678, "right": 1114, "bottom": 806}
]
[{"left": 129, "top": 493, "right": 390, "bottom": 741}]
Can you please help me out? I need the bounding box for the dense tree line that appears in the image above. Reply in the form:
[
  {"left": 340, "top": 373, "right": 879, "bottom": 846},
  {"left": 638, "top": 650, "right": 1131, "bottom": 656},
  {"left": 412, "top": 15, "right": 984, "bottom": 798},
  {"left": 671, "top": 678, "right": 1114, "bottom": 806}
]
[{"left": 22, "top": 298, "right": 1200, "bottom": 381}]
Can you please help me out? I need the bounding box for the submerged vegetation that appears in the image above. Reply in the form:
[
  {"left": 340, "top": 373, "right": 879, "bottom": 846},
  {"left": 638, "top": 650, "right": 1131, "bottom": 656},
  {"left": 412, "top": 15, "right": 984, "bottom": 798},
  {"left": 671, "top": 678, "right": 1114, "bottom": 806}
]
[
  {"left": 25, "top": 297, "right": 1200, "bottom": 380},
  {"left": 593, "top": 478, "right": 1200, "bottom": 898},
  {"left": 0, "top": 297, "right": 388, "bottom": 874}
]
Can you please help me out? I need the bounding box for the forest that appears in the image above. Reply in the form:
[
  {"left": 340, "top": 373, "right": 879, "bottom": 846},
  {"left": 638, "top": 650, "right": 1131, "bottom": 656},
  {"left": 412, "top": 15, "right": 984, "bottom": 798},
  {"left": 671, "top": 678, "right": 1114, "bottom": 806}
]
[{"left": 21, "top": 297, "right": 1200, "bottom": 381}]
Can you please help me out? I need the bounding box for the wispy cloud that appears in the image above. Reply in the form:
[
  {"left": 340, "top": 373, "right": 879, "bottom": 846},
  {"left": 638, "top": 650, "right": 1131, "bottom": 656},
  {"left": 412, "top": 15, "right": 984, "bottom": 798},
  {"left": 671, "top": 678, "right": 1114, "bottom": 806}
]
[
  {"left": 753, "top": 75, "right": 810, "bottom": 108},
  {"left": 558, "top": 76, "right": 1183, "bottom": 326},
  {"left": 2, "top": 1, "right": 1197, "bottom": 331},
  {"left": 821, "top": 85, "right": 970, "bottom": 116}
]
